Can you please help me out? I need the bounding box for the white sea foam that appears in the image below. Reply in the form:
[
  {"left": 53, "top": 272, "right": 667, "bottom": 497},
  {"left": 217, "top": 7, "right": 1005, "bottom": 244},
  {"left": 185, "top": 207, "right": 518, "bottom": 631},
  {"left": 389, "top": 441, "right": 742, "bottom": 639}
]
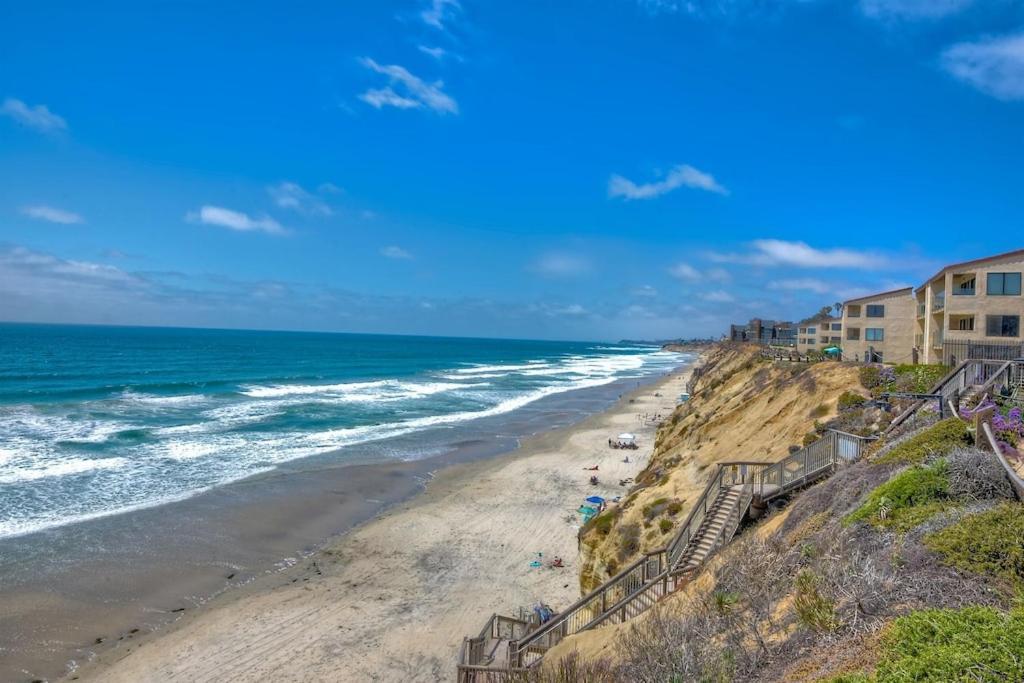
[{"left": 0, "top": 456, "right": 128, "bottom": 485}]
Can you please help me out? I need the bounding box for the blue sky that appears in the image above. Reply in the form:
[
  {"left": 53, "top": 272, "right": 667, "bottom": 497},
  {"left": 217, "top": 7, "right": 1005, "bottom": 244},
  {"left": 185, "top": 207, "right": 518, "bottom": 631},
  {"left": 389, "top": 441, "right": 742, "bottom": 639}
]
[{"left": 1, "top": 0, "right": 1022, "bottom": 341}]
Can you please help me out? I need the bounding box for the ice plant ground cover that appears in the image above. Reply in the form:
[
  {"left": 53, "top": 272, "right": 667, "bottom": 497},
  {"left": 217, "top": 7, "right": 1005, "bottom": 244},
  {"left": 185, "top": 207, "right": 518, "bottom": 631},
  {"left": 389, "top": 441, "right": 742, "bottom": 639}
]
[{"left": 959, "top": 397, "right": 1024, "bottom": 447}]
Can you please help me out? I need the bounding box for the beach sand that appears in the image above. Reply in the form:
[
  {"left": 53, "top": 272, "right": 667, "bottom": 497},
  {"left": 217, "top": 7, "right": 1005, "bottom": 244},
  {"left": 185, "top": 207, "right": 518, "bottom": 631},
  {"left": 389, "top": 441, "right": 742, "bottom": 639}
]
[{"left": 72, "top": 368, "right": 694, "bottom": 682}]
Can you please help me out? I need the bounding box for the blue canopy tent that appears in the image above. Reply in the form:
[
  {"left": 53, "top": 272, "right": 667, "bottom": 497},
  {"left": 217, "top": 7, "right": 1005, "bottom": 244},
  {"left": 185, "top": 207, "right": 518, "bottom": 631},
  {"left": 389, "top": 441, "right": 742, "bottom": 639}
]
[{"left": 585, "top": 496, "right": 605, "bottom": 505}]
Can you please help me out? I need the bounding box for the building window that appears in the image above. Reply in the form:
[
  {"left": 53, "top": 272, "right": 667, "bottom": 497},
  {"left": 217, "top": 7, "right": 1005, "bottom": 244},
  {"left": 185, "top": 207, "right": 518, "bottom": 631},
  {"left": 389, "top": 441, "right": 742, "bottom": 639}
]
[
  {"left": 956, "top": 317, "right": 975, "bottom": 331},
  {"left": 866, "top": 304, "right": 885, "bottom": 318},
  {"left": 807, "top": 338, "right": 816, "bottom": 345},
  {"left": 830, "top": 336, "right": 841, "bottom": 343},
  {"left": 799, "top": 327, "right": 807, "bottom": 334},
  {"left": 831, "top": 323, "right": 842, "bottom": 331},
  {"left": 807, "top": 327, "right": 816, "bottom": 334},
  {"left": 846, "top": 327, "right": 860, "bottom": 341},
  {"left": 987, "top": 272, "right": 1022, "bottom": 296},
  {"left": 847, "top": 305, "right": 861, "bottom": 318},
  {"left": 866, "top": 328, "right": 885, "bottom": 342},
  {"left": 986, "top": 315, "right": 1020, "bottom": 338}
]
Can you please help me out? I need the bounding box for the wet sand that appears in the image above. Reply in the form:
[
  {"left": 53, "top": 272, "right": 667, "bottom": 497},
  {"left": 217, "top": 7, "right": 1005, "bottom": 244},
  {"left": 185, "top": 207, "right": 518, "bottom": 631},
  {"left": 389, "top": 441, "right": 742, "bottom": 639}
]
[{"left": 64, "top": 367, "right": 694, "bottom": 682}]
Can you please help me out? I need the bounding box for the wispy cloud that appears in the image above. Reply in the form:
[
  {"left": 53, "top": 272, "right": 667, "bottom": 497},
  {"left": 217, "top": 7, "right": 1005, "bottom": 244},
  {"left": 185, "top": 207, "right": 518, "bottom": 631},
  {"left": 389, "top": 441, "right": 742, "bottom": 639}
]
[
  {"left": 19, "top": 205, "right": 83, "bottom": 225},
  {"left": 358, "top": 58, "right": 458, "bottom": 114},
  {"left": 669, "top": 262, "right": 731, "bottom": 282},
  {"left": 608, "top": 164, "right": 728, "bottom": 200},
  {"left": 381, "top": 245, "right": 414, "bottom": 260},
  {"left": 1, "top": 97, "right": 67, "bottom": 133},
  {"left": 859, "top": 0, "right": 974, "bottom": 20},
  {"left": 268, "top": 182, "right": 332, "bottom": 216},
  {"left": 701, "top": 290, "right": 735, "bottom": 303},
  {"left": 532, "top": 252, "right": 591, "bottom": 278},
  {"left": 631, "top": 284, "right": 658, "bottom": 298},
  {"left": 421, "top": 0, "right": 460, "bottom": 29},
  {"left": 768, "top": 277, "right": 834, "bottom": 294},
  {"left": 942, "top": 32, "right": 1024, "bottom": 101},
  {"left": 708, "top": 239, "right": 888, "bottom": 269},
  {"left": 186, "top": 206, "right": 286, "bottom": 235},
  {"left": 418, "top": 45, "right": 447, "bottom": 60}
]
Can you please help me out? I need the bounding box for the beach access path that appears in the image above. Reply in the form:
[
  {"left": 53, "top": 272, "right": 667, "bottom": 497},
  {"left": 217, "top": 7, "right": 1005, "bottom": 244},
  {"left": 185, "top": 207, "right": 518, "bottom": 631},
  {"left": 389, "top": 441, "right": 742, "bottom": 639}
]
[{"left": 75, "top": 368, "right": 694, "bottom": 682}]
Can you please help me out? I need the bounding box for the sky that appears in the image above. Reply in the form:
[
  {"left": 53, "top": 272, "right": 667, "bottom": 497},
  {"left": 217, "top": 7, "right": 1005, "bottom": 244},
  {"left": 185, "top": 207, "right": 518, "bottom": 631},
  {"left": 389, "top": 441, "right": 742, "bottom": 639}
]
[{"left": 1, "top": 0, "right": 1023, "bottom": 341}]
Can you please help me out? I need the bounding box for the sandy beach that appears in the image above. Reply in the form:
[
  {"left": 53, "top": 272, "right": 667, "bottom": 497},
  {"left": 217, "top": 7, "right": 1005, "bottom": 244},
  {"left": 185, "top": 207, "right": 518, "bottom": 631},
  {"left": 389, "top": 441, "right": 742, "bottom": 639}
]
[{"left": 69, "top": 365, "right": 695, "bottom": 682}]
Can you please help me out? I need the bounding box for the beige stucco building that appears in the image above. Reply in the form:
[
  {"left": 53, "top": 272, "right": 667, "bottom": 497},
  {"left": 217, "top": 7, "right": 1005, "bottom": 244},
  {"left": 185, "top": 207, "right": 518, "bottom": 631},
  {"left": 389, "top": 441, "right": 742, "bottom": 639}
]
[
  {"left": 916, "top": 249, "right": 1024, "bottom": 365},
  {"left": 841, "top": 287, "right": 916, "bottom": 364},
  {"left": 796, "top": 315, "right": 841, "bottom": 355}
]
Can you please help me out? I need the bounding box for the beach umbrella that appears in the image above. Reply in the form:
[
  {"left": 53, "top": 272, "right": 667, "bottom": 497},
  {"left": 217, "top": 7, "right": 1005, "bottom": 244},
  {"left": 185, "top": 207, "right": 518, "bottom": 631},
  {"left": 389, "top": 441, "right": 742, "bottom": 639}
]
[
  {"left": 822, "top": 346, "right": 841, "bottom": 355},
  {"left": 585, "top": 496, "right": 605, "bottom": 505},
  {"left": 617, "top": 433, "right": 635, "bottom": 442}
]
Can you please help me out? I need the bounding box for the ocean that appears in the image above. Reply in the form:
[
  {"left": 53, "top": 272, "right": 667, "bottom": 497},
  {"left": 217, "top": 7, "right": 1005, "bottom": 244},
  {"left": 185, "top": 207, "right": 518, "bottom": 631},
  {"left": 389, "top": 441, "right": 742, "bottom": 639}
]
[{"left": 0, "top": 323, "right": 686, "bottom": 540}]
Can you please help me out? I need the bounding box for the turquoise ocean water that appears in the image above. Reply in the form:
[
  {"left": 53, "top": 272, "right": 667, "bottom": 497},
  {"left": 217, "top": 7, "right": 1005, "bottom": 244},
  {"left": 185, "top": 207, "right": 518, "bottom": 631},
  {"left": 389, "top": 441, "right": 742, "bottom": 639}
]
[{"left": 0, "top": 324, "right": 685, "bottom": 539}]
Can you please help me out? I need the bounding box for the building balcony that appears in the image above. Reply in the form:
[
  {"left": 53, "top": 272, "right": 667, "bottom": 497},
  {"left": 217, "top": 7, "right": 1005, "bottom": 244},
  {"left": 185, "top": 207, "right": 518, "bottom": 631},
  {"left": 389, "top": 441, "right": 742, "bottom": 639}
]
[
  {"left": 952, "top": 287, "right": 975, "bottom": 296},
  {"left": 932, "top": 293, "right": 945, "bottom": 312},
  {"left": 917, "top": 303, "right": 926, "bottom": 318}
]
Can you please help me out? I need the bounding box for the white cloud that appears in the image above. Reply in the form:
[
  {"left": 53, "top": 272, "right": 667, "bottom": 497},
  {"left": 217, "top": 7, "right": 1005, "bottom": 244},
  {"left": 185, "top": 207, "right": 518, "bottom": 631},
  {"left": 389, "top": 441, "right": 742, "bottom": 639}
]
[
  {"left": 381, "top": 245, "right": 414, "bottom": 260},
  {"left": 669, "top": 262, "right": 731, "bottom": 283},
  {"left": 631, "top": 284, "right": 658, "bottom": 297},
  {"left": 1, "top": 97, "right": 67, "bottom": 133},
  {"left": 421, "top": 0, "right": 460, "bottom": 29},
  {"left": 418, "top": 45, "right": 447, "bottom": 60},
  {"left": 708, "top": 239, "right": 886, "bottom": 269},
  {"left": 768, "top": 277, "right": 834, "bottom": 294},
  {"left": 268, "top": 182, "right": 332, "bottom": 216},
  {"left": 532, "top": 253, "right": 590, "bottom": 277},
  {"left": 942, "top": 32, "right": 1024, "bottom": 101},
  {"left": 358, "top": 58, "right": 458, "bottom": 114},
  {"left": 669, "top": 262, "right": 700, "bottom": 281},
  {"left": 608, "top": 164, "right": 728, "bottom": 200},
  {"left": 186, "top": 206, "right": 286, "bottom": 235},
  {"left": 318, "top": 182, "right": 343, "bottom": 195},
  {"left": 20, "top": 205, "right": 83, "bottom": 225},
  {"left": 859, "top": 0, "right": 974, "bottom": 20},
  {"left": 701, "top": 290, "right": 735, "bottom": 303}
]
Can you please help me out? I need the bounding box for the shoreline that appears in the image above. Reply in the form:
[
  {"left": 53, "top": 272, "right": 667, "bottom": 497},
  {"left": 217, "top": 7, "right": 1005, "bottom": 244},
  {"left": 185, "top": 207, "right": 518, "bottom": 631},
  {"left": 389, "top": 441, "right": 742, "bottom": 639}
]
[{"left": 66, "top": 361, "right": 697, "bottom": 682}]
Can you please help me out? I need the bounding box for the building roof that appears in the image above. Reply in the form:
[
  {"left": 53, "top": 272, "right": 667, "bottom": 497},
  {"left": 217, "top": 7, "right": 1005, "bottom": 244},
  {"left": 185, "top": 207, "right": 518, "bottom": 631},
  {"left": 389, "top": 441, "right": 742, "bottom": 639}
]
[
  {"left": 842, "top": 287, "right": 914, "bottom": 306},
  {"left": 915, "top": 248, "right": 1024, "bottom": 294}
]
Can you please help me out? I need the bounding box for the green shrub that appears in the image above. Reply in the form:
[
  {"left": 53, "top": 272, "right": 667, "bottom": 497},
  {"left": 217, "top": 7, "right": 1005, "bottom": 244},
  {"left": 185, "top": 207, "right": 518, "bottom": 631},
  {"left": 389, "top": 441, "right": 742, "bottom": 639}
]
[
  {"left": 838, "top": 391, "right": 867, "bottom": 410},
  {"left": 859, "top": 365, "right": 884, "bottom": 390},
  {"left": 893, "top": 364, "right": 949, "bottom": 394},
  {"left": 666, "top": 500, "right": 683, "bottom": 516},
  {"left": 659, "top": 518, "right": 673, "bottom": 534},
  {"left": 924, "top": 502, "right": 1024, "bottom": 589},
  {"left": 809, "top": 403, "right": 830, "bottom": 418},
  {"left": 845, "top": 460, "right": 950, "bottom": 531},
  {"left": 590, "top": 510, "right": 618, "bottom": 536},
  {"left": 793, "top": 570, "right": 838, "bottom": 633},
  {"left": 875, "top": 418, "right": 970, "bottom": 465},
  {"left": 874, "top": 607, "right": 1024, "bottom": 682}
]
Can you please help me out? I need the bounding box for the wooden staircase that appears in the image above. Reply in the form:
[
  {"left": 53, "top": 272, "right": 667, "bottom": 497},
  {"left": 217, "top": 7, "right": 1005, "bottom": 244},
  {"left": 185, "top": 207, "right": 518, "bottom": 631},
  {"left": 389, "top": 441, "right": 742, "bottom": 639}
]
[
  {"left": 457, "top": 430, "right": 872, "bottom": 680},
  {"left": 676, "top": 485, "right": 744, "bottom": 577}
]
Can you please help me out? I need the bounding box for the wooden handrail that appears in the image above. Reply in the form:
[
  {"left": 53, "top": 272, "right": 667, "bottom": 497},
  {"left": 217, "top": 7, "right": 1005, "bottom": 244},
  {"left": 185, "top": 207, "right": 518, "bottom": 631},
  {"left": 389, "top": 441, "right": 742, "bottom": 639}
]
[
  {"left": 982, "top": 422, "right": 1024, "bottom": 501},
  {"left": 504, "top": 430, "right": 872, "bottom": 670}
]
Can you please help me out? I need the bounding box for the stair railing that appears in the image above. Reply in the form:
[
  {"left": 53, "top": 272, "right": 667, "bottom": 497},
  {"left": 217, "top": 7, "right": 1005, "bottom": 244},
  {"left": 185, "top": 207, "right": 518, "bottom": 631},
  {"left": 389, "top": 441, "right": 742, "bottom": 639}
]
[{"left": 505, "top": 432, "right": 870, "bottom": 669}]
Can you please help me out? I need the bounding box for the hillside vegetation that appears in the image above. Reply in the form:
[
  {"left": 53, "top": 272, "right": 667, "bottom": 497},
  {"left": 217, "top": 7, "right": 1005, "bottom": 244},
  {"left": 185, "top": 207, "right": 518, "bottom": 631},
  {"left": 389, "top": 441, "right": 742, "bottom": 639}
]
[
  {"left": 577, "top": 345, "right": 868, "bottom": 591},
  {"left": 535, "top": 350, "right": 1024, "bottom": 682}
]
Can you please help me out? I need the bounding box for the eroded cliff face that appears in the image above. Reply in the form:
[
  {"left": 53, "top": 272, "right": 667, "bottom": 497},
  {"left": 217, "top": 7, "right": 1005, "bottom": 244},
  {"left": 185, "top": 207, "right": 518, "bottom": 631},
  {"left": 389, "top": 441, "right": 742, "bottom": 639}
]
[{"left": 577, "top": 344, "right": 862, "bottom": 592}]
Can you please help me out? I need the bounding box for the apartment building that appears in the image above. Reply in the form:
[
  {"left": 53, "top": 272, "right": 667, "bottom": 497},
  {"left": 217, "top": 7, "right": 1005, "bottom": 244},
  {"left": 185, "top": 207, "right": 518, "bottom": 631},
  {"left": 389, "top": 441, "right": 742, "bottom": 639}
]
[
  {"left": 727, "top": 318, "right": 796, "bottom": 346},
  {"left": 916, "top": 249, "right": 1024, "bottom": 365},
  {"left": 796, "top": 315, "right": 841, "bottom": 355},
  {"left": 841, "top": 287, "right": 916, "bottom": 363}
]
